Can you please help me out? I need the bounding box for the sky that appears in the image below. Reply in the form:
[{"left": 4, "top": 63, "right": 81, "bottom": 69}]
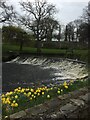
[{"left": 8, "top": 0, "right": 89, "bottom": 25}]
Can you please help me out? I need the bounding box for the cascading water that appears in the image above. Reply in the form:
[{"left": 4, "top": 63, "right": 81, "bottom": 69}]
[{"left": 3, "top": 56, "right": 88, "bottom": 92}]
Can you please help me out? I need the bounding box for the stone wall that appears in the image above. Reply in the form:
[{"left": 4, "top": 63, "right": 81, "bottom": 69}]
[{"left": 3, "top": 87, "right": 89, "bottom": 120}]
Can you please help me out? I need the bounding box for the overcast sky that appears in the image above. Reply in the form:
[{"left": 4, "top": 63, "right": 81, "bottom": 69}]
[{"left": 8, "top": 0, "right": 89, "bottom": 25}]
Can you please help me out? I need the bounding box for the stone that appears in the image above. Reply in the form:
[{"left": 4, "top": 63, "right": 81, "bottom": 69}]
[
  {"left": 0, "top": 114, "right": 2, "bottom": 120},
  {"left": 79, "top": 87, "right": 88, "bottom": 92},
  {"left": 10, "top": 110, "right": 26, "bottom": 119},
  {"left": 67, "top": 113, "right": 78, "bottom": 118},
  {"left": 25, "top": 104, "right": 48, "bottom": 116},
  {"left": 50, "top": 113, "right": 57, "bottom": 119},
  {"left": 56, "top": 111, "right": 65, "bottom": 118},
  {"left": 45, "top": 98, "right": 60, "bottom": 111},
  {"left": 58, "top": 93, "right": 71, "bottom": 100},
  {"left": 79, "top": 93, "right": 90, "bottom": 103},
  {"left": 60, "top": 103, "right": 77, "bottom": 115},
  {"left": 69, "top": 90, "right": 82, "bottom": 98},
  {"left": 70, "top": 99, "right": 85, "bottom": 106}
]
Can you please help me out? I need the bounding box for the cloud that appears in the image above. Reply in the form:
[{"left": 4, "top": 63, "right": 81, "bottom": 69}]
[
  {"left": 7, "top": 0, "right": 89, "bottom": 25},
  {"left": 57, "top": 0, "right": 89, "bottom": 2}
]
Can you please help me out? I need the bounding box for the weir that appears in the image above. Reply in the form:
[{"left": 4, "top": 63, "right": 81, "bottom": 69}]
[{"left": 3, "top": 56, "right": 88, "bottom": 92}]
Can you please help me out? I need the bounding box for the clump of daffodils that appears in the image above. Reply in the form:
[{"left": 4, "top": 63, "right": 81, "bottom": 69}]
[
  {"left": 2, "top": 86, "right": 49, "bottom": 109},
  {"left": 2, "top": 80, "right": 76, "bottom": 117}
]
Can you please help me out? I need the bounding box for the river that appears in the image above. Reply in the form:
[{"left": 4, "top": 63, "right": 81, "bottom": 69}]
[{"left": 2, "top": 56, "right": 88, "bottom": 92}]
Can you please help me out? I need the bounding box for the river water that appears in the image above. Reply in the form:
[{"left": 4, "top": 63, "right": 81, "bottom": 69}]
[{"left": 2, "top": 56, "right": 88, "bottom": 92}]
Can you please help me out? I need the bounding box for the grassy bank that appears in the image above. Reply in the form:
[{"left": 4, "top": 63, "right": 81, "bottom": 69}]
[
  {"left": 2, "top": 79, "right": 89, "bottom": 118},
  {"left": 2, "top": 44, "right": 88, "bottom": 62}
]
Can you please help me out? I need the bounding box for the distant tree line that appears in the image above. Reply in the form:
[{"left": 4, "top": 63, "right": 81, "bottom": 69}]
[
  {"left": 0, "top": 0, "right": 89, "bottom": 52},
  {"left": 64, "top": 2, "right": 89, "bottom": 46}
]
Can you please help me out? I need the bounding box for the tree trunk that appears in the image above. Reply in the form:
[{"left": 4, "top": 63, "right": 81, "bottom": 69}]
[
  {"left": 65, "top": 25, "right": 68, "bottom": 41},
  {"left": 68, "top": 34, "right": 70, "bottom": 42},
  {"left": 65, "top": 31, "right": 67, "bottom": 41},
  {"left": 19, "top": 40, "right": 23, "bottom": 53},
  {"left": 37, "top": 39, "right": 41, "bottom": 54}
]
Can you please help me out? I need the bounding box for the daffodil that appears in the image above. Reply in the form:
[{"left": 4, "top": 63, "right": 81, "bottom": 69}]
[
  {"left": 64, "top": 85, "right": 68, "bottom": 89},
  {"left": 45, "top": 86, "right": 47, "bottom": 89},
  {"left": 34, "top": 92, "right": 37, "bottom": 95},
  {"left": 47, "top": 95, "right": 50, "bottom": 99},
  {"left": 50, "top": 87, "right": 53, "bottom": 90},
  {"left": 24, "top": 92, "right": 27, "bottom": 95},
  {"left": 6, "top": 92, "right": 10, "bottom": 96},
  {"left": 32, "top": 94, "right": 34, "bottom": 97},
  {"left": 30, "top": 97, "right": 32, "bottom": 100},
  {"left": 33, "top": 96, "right": 36, "bottom": 99},
  {"left": 14, "top": 88, "right": 18, "bottom": 92},
  {"left": 2, "top": 94, "right": 5, "bottom": 97},
  {"left": 25, "top": 88, "right": 29, "bottom": 91},
  {"left": 63, "top": 81, "right": 67, "bottom": 86},
  {"left": 28, "top": 92, "right": 31, "bottom": 96},
  {"left": 11, "top": 103, "right": 15, "bottom": 107},
  {"left": 58, "top": 88, "right": 60, "bottom": 90},
  {"left": 37, "top": 93, "right": 40, "bottom": 96},
  {"left": 2, "top": 98, "right": 6, "bottom": 104},
  {"left": 5, "top": 116, "right": 8, "bottom": 119},
  {"left": 36, "top": 89, "right": 41, "bottom": 93},
  {"left": 13, "top": 100, "right": 16, "bottom": 103},
  {"left": 57, "top": 90, "right": 60, "bottom": 94},
  {"left": 14, "top": 103, "right": 18, "bottom": 107},
  {"left": 9, "top": 91, "right": 13, "bottom": 95},
  {"left": 15, "top": 95, "right": 18, "bottom": 99},
  {"left": 42, "top": 92, "right": 44, "bottom": 95},
  {"left": 61, "top": 89, "right": 63, "bottom": 92},
  {"left": 21, "top": 89, "right": 25, "bottom": 93},
  {"left": 18, "top": 87, "right": 21, "bottom": 90},
  {"left": 31, "top": 88, "right": 34, "bottom": 92}
]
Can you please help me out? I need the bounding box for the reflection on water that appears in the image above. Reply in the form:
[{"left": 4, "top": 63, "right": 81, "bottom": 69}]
[{"left": 2, "top": 57, "right": 88, "bottom": 92}]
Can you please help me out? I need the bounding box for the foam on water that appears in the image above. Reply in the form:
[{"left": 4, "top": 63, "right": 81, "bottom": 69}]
[{"left": 6, "top": 56, "right": 88, "bottom": 83}]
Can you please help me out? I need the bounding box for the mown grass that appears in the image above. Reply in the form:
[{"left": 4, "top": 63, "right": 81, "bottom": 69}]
[
  {"left": 2, "top": 44, "right": 88, "bottom": 62},
  {"left": 2, "top": 44, "right": 66, "bottom": 54},
  {"left": 2, "top": 79, "right": 89, "bottom": 118}
]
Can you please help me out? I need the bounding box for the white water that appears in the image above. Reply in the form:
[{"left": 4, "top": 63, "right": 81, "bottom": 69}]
[{"left": 6, "top": 56, "right": 88, "bottom": 83}]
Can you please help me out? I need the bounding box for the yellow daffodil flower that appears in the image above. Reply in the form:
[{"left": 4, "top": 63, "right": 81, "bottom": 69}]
[
  {"left": 13, "top": 100, "right": 16, "bottom": 103},
  {"left": 24, "top": 92, "right": 27, "bottom": 95},
  {"left": 32, "top": 94, "right": 34, "bottom": 97},
  {"left": 30, "top": 88, "right": 34, "bottom": 92},
  {"left": 61, "top": 89, "right": 63, "bottom": 92},
  {"left": 15, "top": 95, "right": 18, "bottom": 99},
  {"left": 47, "top": 95, "right": 50, "bottom": 98},
  {"left": 37, "top": 93, "right": 40, "bottom": 96},
  {"left": 18, "top": 87, "right": 21, "bottom": 90},
  {"left": 30, "top": 97, "right": 32, "bottom": 100},
  {"left": 28, "top": 92, "right": 31, "bottom": 96},
  {"left": 42, "top": 92, "right": 44, "bottom": 95},
  {"left": 63, "top": 81, "right": 67, "bottom": 86},
  {"left": 57, "top": 90, "right": 60, "bottom": 94},
  {"left": 34, "top": 92, "right": 37, "bottom": 95},
  {"left": 14, "top": 103, "right": 18, "bottom": 107},
  {"left": 64, "top": 85, "right": 68, "bottom": 89}
]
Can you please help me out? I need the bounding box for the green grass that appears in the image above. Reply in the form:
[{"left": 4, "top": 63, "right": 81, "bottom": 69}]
[
  {"left": 2, "top": 44, "right": 88, "bottom": 62},
  {"left": 2, "top": 79, "right": 89, "bottom": 118},
  {"left": 2, "top": 44, "right": 66, "bottom": 54}
]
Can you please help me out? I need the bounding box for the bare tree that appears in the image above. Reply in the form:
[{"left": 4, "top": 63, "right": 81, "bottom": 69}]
[
  {"left": 65, "top": 22, "right": 75, "bottom": 42},
  {"left": 64, "top": 25, "right": 68, "bottom": 41},
  {"left": 19, "top": 0, "right": 57, "bottom": 54},
  {"left": 0, "top": 0, "right": 17, "bottom": 24},
  {"left": 81, "top": 1, "right": 90, "bottom": 23},
  {"left": 42, "top": 17, "right": 59, "bottom": 42}
]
